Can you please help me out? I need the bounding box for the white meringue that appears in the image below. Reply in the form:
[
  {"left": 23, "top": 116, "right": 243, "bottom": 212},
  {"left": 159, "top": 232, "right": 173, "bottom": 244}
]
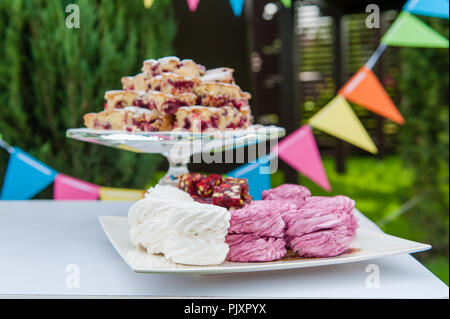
[
  {"left": 164, "top": 233, "right": 229, "bottom": 266},
  {"left": 144, "top": 184, "right": 194, "bottom": 202},
  {"left": 166, "top": 202, "right": 230, "bottom": 236},
  {"left": 128, "top": 185, "right": 231, "bottom": 266}
]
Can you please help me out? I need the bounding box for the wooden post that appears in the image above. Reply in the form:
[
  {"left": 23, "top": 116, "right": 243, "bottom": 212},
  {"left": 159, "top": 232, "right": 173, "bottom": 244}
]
[
  {"left": 375, "top": 18, "right": 386, "bottom": 159},
  {"left": 331, "top": 7, "right": 347, "bottom": 174},
  {"left": 278, "top": 1, "right": 299, "bottom": 184}
]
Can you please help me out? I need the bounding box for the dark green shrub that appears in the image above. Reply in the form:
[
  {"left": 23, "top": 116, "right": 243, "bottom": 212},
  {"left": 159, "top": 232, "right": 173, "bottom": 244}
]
[
  {"left": 398, "top": 18, "right": 449, "bottom": 257},
  {"left": 0, "top": 0, "right": 176, "bottom": 192}
]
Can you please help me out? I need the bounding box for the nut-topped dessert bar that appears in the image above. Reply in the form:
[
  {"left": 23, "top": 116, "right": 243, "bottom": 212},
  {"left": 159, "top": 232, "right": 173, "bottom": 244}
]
[{"left": 83, "top": 56, "right": 253, "bottom": 133}]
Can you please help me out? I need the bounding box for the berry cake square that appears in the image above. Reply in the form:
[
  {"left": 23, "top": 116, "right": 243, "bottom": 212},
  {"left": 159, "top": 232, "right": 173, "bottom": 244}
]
[
  {"left": 105, "top": 90, "right": 197, "bottom": 115},
  {"left": 194, "top": 82, "right": 251, "bottom": 109},
  {"left": 201, "top": 68, "right": 235, "bottom": 84},
  {"left": 142, "top": 57, "right": 206, "bottom": 78},
  {"left": 84, "top": 107, "right": 172, "bottom": 132},
  {"left": 148, "top": 73, "right": 202, "bottom": 96},
  {"left": 173, "top": 106, "right": 253, "bottom": 132}
]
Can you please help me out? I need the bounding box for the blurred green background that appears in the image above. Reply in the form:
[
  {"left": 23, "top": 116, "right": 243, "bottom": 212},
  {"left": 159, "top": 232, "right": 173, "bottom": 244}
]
[{"left": 0, "top": 0, "right": 448, "bottom": 284}]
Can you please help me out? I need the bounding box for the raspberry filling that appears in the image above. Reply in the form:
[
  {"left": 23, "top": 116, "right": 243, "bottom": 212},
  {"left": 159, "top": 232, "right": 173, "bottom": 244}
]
[
  {"left": 183, "top": 118, "right": 192, "bottom": 130},
  {"left": 180, "top": 117, "right": 218, "bottom": 132},
  {"left": 197, "top": 95, "right": 248, "bottom": 110},
  {"left": 133, "top": 98, "right": 156, "bottom": 110},
  {"left": 163, "top": 100, "right": 181, "bottom": 115},
  {"left": 94, "top": 119, "right": 111, "bottom": 130},
  {"left": 168, "top": 80, "right": 195, "bottom": 93},
  {"left": 210, "top": 116, "right": 219, "bottom": 128},
  {"left": 150, "top": 63, "right": 160, "bottom": 76},
  {"left": 115, "top": 101, "right": 124, "bottom": 108},
  {"left": 132, "top": 118, "right": 158, "bottom": 132}
]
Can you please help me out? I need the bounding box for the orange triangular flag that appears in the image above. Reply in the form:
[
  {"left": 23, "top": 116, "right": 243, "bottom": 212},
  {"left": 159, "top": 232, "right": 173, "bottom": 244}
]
[{"left": 339, "top": 66, "right": 405, "bottom": 125}]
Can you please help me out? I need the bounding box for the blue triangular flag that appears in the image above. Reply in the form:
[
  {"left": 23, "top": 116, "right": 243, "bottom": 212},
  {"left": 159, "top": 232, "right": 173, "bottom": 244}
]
[
  {"left": 229, "top": 0, "right": 245, "bottom": 17},
  {"left": 403, "top": 0, "right": 449, "bottom": 19},
  {"left": 1, "top": 147, "right": 58, "bottom": 200},
  {"left": 227, "top": 155, "right": 271, "bottom": 200}
]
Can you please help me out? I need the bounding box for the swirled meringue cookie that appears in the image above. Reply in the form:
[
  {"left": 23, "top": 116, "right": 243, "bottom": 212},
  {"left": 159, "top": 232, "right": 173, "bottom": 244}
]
[
  {"left": 128, "top": 185, "right": 231, "bottom": 265},
  {"left": 164, "top": 233, "right": 229, "bottom": 265},
  {"left": 126, "top": 248, "right": 178, "bottom": 269},
  {"left": 261, "top": 184, "right": 311, "bottom": 203},
  {"left": 129, "top": 186, "right": 193, "bottom": 226},
  {"left": 284, "top": 196, "right": 357, "bottom": 237},
  {"left": 228, "top": 204, "right": 285, "bottom": 238},
  {"left": 145, "top": 184, "right": 193, "bottom": 202},
  {"left": 128, "top": 198, "right": 175, "bottom": 227},
  {"left": 167, "top": 202, "right": 230, "bottom": 237},
  {"left": 226, "top": 234, "right": 287, "bottom": 262},
  {"left": 287, "top": 225, "right": 356, "bottom": 258},
  {"left": 129, "top": 220, "right": 171, "bottom": 254}
]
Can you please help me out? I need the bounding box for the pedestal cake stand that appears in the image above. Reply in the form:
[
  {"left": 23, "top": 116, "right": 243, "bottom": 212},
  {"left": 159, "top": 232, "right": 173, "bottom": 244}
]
[{"left": 67, "top": 125, "right": 285, "bottom": 186}]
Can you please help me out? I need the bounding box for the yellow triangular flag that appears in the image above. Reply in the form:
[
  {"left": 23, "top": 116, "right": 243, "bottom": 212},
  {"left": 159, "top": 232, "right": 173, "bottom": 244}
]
[
  {"left": 99, "top": 187, "right": 145, "bottom": 201},
  {"left": 143, "top": 0, "right": 154, "bottom": 9},
  {"left": 309, "top": 95, "right": 378, "bottom": 154}
]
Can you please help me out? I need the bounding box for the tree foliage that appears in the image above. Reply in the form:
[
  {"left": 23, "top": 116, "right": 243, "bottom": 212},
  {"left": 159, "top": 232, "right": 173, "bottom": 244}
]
[
  {"left": 0, "top": 0, "right": 176, "bottom": 192},
  {"left": 398, "top": 18, "right": 449, "bottom": 256}
]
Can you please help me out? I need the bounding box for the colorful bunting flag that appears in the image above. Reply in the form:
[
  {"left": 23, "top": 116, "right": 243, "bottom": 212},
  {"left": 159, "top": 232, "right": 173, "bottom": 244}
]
[
  {"left": 229, "top": 0, "right": 245, "bottom": 17},
  {"left": 339, "top": 66, "right": 405, "bottom": 125},
  {"left": 187, "top": 0, "right": 200, "bottom": 12},
  {"left": 99, "top": 187, "right": 145, "bottom": 201},
  {"left": 0, "top": 147, "right": 58, "bottom": 200},
  {"left": 53, "top": 173, "right": 100, "bottom": 200},
  {"left": 227, "top": 155, "right": 271, "bottom": 200},
  {"left": 309, "top": 95, "right": 378, "bottom": 154},
  {"left": 381, "top": 12, "right": 449, "bottom": 48},
  {"left": 276, "top": 125, "right": 330, "bottom": 191},
  {"left": 403, "top": 0, "right": 449, "bottom": 19},
  {"left": 280, "top": 0, "right": 292, "bottom": 8}
]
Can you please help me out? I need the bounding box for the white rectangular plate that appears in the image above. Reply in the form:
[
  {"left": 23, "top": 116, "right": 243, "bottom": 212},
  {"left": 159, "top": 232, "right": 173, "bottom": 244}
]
[{"left": 99, "top": 216, "right": 431, "bottom": 275}]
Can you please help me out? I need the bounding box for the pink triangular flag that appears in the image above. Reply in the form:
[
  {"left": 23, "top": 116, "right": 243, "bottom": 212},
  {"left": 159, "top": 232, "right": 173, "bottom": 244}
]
[
  {"left": 53, "top": 173, "right": 100, "bottom": 200},
  {"left": 275, "top": 125, "right": 331, "bottom": 191},
  {"left": 187, "top": 0, "right": 200, "bottom": 12}
]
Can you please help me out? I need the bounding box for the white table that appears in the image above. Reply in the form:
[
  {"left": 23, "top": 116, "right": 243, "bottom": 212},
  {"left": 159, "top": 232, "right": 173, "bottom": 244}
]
[{"left": 0, "top": 201, "right": 447, "bottom": 299}]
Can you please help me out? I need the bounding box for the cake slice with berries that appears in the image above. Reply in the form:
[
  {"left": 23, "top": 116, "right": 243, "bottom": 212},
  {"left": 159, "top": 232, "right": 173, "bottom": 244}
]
[
  {"left": 148, "top": 73, "right": 202, "bottom": 95},
  {"left": 173, "top": 105, "right": 252, "bottom": 132},
  {"left": 104, "top": 90, "right": 197, "bottom": 115},
  {"left": 202, "top": 68, "right": 235, "bottom": 84},
  {"left": 142, "top": 57, "right": 206, "bottom": 78},
  {"left": 194, "top": 82, "right": 251, "bottom": 109},
  {"left": 84, "top": 107, "right": 172, "bottom": 132},
  {"left": 121, "top": 73, "right": 151, "bottom": 91}
]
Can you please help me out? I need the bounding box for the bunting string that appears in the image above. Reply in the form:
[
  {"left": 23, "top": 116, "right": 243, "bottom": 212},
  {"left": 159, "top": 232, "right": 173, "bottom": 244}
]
[{"left": 2, "top": 0, "right": 450, "bottom": 199}]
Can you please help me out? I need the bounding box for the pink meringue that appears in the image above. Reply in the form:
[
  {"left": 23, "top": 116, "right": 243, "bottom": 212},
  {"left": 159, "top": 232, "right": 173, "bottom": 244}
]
[
  {"left": 262, "top": 184, "right": 311, "bottom": 202},
  {"left": 226, "top": 234, "right": 287, "bottom": 262},
  {"left": 283, "top": 196, "right": 357, "bottom": 237},
  {"left": 248, "top": 200, "right": 301, "bottom": 217},
  {"left": 288, "top": 225, "right": 356, "bottom": 258},
  {"left": 228, "top": 204, "right": 285, "bottom": 238}
]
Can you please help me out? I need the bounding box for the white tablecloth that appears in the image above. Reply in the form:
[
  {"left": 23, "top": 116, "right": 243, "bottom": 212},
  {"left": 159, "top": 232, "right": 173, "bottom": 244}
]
[{"left": 0, "top": 201, "right": 447, "bottom": 298}]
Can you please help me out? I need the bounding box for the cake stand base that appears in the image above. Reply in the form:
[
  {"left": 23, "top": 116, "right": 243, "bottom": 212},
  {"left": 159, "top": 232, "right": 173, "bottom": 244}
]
[{"left": 159, "top": 155, "right": 189, "bottom": 186}]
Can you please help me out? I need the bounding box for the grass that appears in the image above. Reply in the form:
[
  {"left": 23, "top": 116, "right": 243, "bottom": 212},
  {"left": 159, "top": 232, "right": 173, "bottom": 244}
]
[{"left": 272, "top": 156, "right": 449, "bottom": 285}]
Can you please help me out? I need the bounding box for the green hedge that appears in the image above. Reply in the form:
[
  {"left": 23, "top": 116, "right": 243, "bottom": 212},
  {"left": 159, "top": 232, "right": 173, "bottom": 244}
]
[
  {"left": 398, "top": 17, "right": 449, "bottom": 257},
  {"left": 0, "top": 0, "right": 176, "bottom": 192}
]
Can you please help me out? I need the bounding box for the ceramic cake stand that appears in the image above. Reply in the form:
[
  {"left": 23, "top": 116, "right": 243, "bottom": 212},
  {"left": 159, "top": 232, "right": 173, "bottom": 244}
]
[{"left": 67, "top": 125, "right": 285, "bottom": 186}]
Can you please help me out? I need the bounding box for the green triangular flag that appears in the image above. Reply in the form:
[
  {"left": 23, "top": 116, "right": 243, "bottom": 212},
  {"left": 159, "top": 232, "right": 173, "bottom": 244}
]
[
  {"left": 382, "top": 12, "right": 449, "bottom": 48},
  {"left": 280, "top": 0, "right": 292, "bottom": 8}
]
